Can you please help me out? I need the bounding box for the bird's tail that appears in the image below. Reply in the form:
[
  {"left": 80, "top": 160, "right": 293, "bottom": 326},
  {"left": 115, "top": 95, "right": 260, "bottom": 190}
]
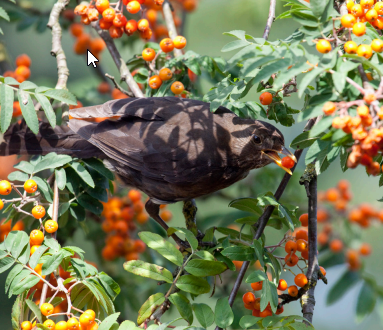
[{"left": 0, "top": 121, "right": 103, "bottom": 158}]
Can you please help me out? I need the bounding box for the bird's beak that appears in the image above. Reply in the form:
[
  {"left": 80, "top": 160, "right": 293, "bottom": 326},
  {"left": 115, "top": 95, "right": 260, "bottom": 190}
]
[{"left": 261, "top": 146, "right": 297, "bottom": 175}]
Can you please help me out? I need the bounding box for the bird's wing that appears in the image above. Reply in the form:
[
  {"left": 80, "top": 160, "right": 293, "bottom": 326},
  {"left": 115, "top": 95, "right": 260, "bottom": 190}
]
[{"left": 69, "top": 98, "right": 238, "bottom": 184}]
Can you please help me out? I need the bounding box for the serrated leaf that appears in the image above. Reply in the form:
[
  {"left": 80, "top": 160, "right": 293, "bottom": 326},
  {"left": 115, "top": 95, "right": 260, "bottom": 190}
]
[
  {"left": 0, "top": 83, "right": 14, "bottom": 133},
  {"left": 35, "top": 93, "right": 56, "bottom": 127},
  {"left": 18, "top": 91, "right": 39, "bottom": 134},
  {"left": 44, "top": 89, "right": 77, "bottom": 106},
  {"left": 123, "top": 260, "right": 173, "bottom": 283},
  {"left": 25, "top": 299, "right": 42, "bottom": 322},
  {"left": 12, "top": 274, "right": 40, "bottom": 294}
]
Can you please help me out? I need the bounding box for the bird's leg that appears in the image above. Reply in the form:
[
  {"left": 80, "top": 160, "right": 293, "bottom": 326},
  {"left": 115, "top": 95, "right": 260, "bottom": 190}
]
[
  {"left": 145, "top": 199, "right": 189, "bottom": 249},
  {"left": 182, "top": 199, "right": 203, "bottom": 239}
]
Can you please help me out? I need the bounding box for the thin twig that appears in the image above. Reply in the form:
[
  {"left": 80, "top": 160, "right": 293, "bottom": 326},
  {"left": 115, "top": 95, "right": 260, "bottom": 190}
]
[
  {"left": 262, "top": 0, "right": 276, "bottom": 40},
  {"left": 47, "top": 0, "right": 70, "bottom": 89},
  {"left": 105, "top": 73, "right": 134, "bottom": 97},
  {"left": 162, "top": 0, "right": 183, "bottom": 57},
  {"left": 91, "top": 21, "right": 144, "bottom": 97}
]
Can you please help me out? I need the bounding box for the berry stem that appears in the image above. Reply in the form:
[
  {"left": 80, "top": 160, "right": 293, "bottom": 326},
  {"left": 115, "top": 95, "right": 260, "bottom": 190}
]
[{"left": 162, "top": 0, "right": 183, "bottom": 57}]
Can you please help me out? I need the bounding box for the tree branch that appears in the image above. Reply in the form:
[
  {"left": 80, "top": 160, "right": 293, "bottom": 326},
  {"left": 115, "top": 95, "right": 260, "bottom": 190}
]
[
  {"left": 47, "top": 0, "right": 70, "bottom": 90},
  {"left": 262, "top": 0, "right": 276, "bottom": 40},
  {"left": 162, "top": 0, "right": 183, "bottom": 57},
  {"left": 91, "top": 21, "right": 144, "bottom": 98}
]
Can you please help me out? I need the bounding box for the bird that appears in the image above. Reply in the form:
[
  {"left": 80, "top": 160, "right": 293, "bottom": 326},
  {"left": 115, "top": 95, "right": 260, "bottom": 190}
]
[{"left": 0, "top": 97, "right": 296, "bottom": 246}]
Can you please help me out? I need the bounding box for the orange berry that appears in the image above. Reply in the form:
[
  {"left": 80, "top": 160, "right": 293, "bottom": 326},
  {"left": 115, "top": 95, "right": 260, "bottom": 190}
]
[
  {"left": 16, "top": 54, "right": 31, "bottom": 68},
  {"left": 171, "top": 81, "right": 184, "bottom": 94},
  {"left": 259, "top": 309, "right": 272, "bottom": 317},
  {"left": 45, "top": 220, "right": 58, "bottom": 234},
  {"left": 329, "top": 239, "right": 343, "bottom": 253},
  {"left": 322, "top": 101, "right": 336, "bottom": 115},
  {"left": 376, "top": 2, "right": 383, "bottom": 15},
  {"left": 30, "top": 230, "right": 44, "bottom": 245},
  {"left": 102, "top": 8, "right": 115, "bottom": 22},
  {"left": 74, "top": 4, "right": 88, "bottom": 15},
  {"left": 353, "top": 22, "right": 367, "bottom": 37},
  {"left": 344, "top": 41, "right": 358, "bottom": 54},
  {"left": 259, "top": 92, "right": 273, "bottom": 105},
  {"left": 40, "top": 303, "right": 54, "bottom": 316},
  {"left": 316, "top": 39, "right": 332, "bottom": 53},
  {"left": 21, "top": 321, "right": 33, "bottom": 330},
  {"left": 140, "top": 28, "right": 153, "bottom": 40},
  {"left": 43, "top": 319, "right": 56, "bottom": 330},
  {"left": 30, "top": 245, "right": 41, "bottom": 256},
  {"left": 137, "top": 19, "right": 149, "bottom": 32},
  {"left": 173, "top": 36, "right": 187, "bottom": 49},
  {"left": 294, "top": 273, "right": 308, "bottom": 288},
  {"left": 288, "top": 285, "right": 298, "bottom": 297},
  {"left": 67, "top": 318, "right": 79, "bottom": 330},
  {"left": 371, "top": 39, "right": 383, "bottom": 53},
  {"left": 242, "top": 292, "right": 256, "bottom": 306},
  {"left": 361, "top": 0, "right": 374, "bottom": 10},
  {"left": 319, "top": 266, "right": 326, "bottom": 276},
  {"left": 114, "top": 220, "right": 128, "bottom": 235},
  {"left": 149, "top": 75, "right": 162, "bottom": 89},
  {"left": 251, "top": 281, "right": 263, "bottom": 291},
  {"left": 326, "top": 188, "right": 339, "bottom": 202},
  {"left": 125, "top": 19, "right": 138, "bottom": 35},
  {"left": 0, "top": 180, "right": 12, "bottom": 195},
  {"left": 127, "top": 0, "right": 141, "bottom": 14},
  {"left": 363, "top": 93, "right": 376, "bottom": 104},
  {"left": 158, "top": 67, "right": 173, "bottom": 81},
  {"left": 99, "top": 18, "right": 113, "bottom": 30},
  {"left": 146, "top": 9, "right": 157, "bottom": 24},
  {"left": 113, "top": 13, "right": 127, "bottom": 28},
  {"left": 366, "top": 8, "right": 378, "bottom": 22},
  {"left": 102, "top": 245, "right": 117, "bottom": 261},
  {"left": 285, "top": 253, "right": 299, "bottom": 267},
  {"left": 357, "top": 45, "right": 372, "bottom": 59},
  {"left": 125, "top": 251, "right": 139, "bottom": 261},
  {"left": 276, "top": 306, "right": 284, "bottom": 315},
  {"left": 252, "top": 309, "right": 260, "bottom": 316},
  {"left": 70, "top": 23, "right": 83, "bottom": 37},
  {"left": 136, "top": 212, "right": 149, "bottom": 224},
  {"left": 278, "top": 279, "right": 288, "bottom": 291},
  {"left": 13, "top": 101, "right": 22, "bottom": 117},
  {"left": 160, "top": 209, "right": 172, "bottom": 222},
  {"left": 81, "top": 14, "right": 91, "bottom": 25},
  {"left": 183, "top": 0, "right": 197, "bottom": 11},
  {"left": 341, "top": 14, "right": 356, "bottom": 28},
  {"left": 160, "top": 38, "right": 175, "bottom": 53},
  {"left": 96, "top": 0, "right": 110, "bottom": 13},
  {"left": 295, "top": 229, "right": 308, "bottom": 241},
  {"left": 79, "top": 313, "right": 94, "bottom": 328},
  {"left": 351, "top": 4, "right": 364, "bottom": 17},
  {"left": 32, "top": 205, "right": 46, "bottom": 219},
  {"left": 359, "top": 243, "right": 371, "bottom": 256},
  {"left": 87, "top": 8, "right": 100, "bottom": 21},
  {"left": 55, "top": 321, "right": 68, "bottom": 330},
  {"left": 285, "top": 241, "right": 297, "bottom": 254},
  {"left": 133, "top": 239, "right": 146, "bottom": 253},
  {"left": 296, "top": 239, "right": 308, "bottom": 253},
  {"left": 109, "top": 26, "right": 123, "bottom": 38},
  {"left": 281, "top": 157, "right": 295, "bottom": 169},
  {"left": 84, "top": 309, "right": 96, "bottom": 321},
  {"left": 299, "top": 213, "right": 308, "bottom": 227},
  {"left": 24, "top": 179, "right": 37, "bottom": 193},
  {"left": 15, "top": 65, "right": 31, "bottom": 79},
  {"left": 0, "top": 200, "right": 3, "bottom": 211},
  {"left": 97, "top": 81, "right": 111, "bottom": 94},
  {"left": 142, "top": 48, "right": 156, "bottom": 61}
]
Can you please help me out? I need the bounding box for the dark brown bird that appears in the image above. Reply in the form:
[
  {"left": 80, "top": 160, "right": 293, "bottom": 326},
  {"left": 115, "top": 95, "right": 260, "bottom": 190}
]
[{"left": 0, "top": 97, "right": 295, "bottom": 243}]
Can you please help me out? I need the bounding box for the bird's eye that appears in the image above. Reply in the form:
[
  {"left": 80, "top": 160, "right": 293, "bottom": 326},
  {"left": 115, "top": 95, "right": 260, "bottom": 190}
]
[{"left": 253, "top": 135, "right": 262, "bottom": 144}]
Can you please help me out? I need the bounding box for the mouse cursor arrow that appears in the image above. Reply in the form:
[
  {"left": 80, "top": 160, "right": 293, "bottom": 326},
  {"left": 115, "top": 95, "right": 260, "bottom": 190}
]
[{"left": 87, "top": 50, "right": 99, "bottom": 68}]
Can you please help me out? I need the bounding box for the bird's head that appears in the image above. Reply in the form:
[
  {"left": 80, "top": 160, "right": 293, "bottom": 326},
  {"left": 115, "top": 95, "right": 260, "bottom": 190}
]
[{"left": 230, "top": 118, "right": 296, "bottom": 174}]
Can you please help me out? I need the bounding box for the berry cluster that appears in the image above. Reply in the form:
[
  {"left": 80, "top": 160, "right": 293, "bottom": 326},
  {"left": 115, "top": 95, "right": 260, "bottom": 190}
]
[
  {"left": 316, "top": 0, "right": 383, "bottom": 58},
  {"left": 317, "top": 180, "right": 377, "bottom": 271},
  {"left": 70, "top": 22, "right": 106, "bottom": 56},
  {"left": 3, "top": 53, "right": 31, "bottom": 83},
  {"left": 100, "top": 189, "right": 172, "bottom": 261},
  {"left": 322, "top": 94, "right": 383, "bottom": 175}
]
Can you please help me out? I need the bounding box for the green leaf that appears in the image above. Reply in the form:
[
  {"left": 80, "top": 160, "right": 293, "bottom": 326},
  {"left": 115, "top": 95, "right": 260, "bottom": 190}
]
[
  {"left": 5, "top": 230, "right": 29, "bottom": 259},
  {"left": 44, "top": 237, "right": 61, "bottom": 252},
  {"left": 176, "top": 275, "right": 210, "bottom": 295},
  {"left": 239, "top": 315, "right": 262, "bottom": 329},
  {"left": 5, "top": 264, "right": 24, "bottom": 294},
  {"left": 0, "top": 83, "right": 14, "bottom": 133},
  {"left": 221, "top": 40, "right": 250, "bottom": 52},
  {"left": 44, "top": 89, "right": 77, "bottom": 106},
  {"left": 327, "top": 270, "right": 359, "bottom": 305},
  {"left": 99, "top": 313, "right": 120, "bottom": 330},
  {"left": 310, "top": 0, "right": 330, "bottom": 17},
  {"left": 14, "top": 161, "right": 34, "bottom": 174},
  {"left": 8, "top": 171, "right": 29, "bottom": 182},
  {"left": 253, "top": 239, "right": 264, "bottom": 268},
  {"left": 99, "top": 272, "right": 120, "bottom": 300},
  {"left": 55, "top": 168, "right": 67, "bottom": 190},
  {"left": 260, "top": 280, "right": 278, "bottom": 313},
  {"left": 25, "top": 299, "right": 43, "bottom": 322},
  {"left": 12, "top": 274, "right": 40, "bottom": 294},
  {"left": 245, "top": 270, "right": 267, "bottom": 283},
  {"left": 221, "top": 246, "right": 255, "bottom": 261},
  {"left": 229, "top": 198, "right": 259, "bottom": 214},
  {"left": 77, "top": 193, "right": 103, "bottom": 214},
  {"left": 18, "top": 91, "right": 39, "bottom": 134},
  {"left": 33, "top": 154, "right": 72, "bottom": 173},
  {"left": 215, "top": 297, "right": 234, "bottom": 328},
  {"left": 290, "top": 131, "right": 322, "bottom": 150},
  {"left": 83, "top": 158, "right": 114, "bottom": 180},
  {"left": 192, "top": 303, "right": 214, "bottom": 328},
  {"left": 169, "top": 293, "right": 193, "bottom": 324},
  {"left": 28, "top": 246, "right": 48, "bottom": 270},
  {"left": 167, "top": 227, "right": 198, "bottom": 251},
  {"left": 0, "top": 7, "right": 10, "bottom": 21},
  {"left": 308, "top": 116, "right": 333, "bottom": 137},
  {"left": 118, "top": 321, "right": 137, "bottom": 330},
  {"left": 137, "top": 293, "right": 165, "bottom": 325},
  {"left": 298, "top": 67, "right": 325, "bottom": 98},
  {"left": 70, "top": 162, "right": 95, "bottom": 188},
  {"left": 123, "top": 260, "right": 173, "bottom": 283},
  {"left": 356, "top": 281, "right": 377, "bottom": 323},
  {"left": 195, "top": 250, "right": 215, "bottom": 261},
  {"left": 42, "top": 251, "right": 65, "bottom": 275},
  {"left": 35, "top": 93, "right": 56, "bottom": 127},
  {"left": 184, "top": 259, "right": 227, "bottom": 277},
  {"left": 138, "top": 232, "right": 183, "bottom": 266}
]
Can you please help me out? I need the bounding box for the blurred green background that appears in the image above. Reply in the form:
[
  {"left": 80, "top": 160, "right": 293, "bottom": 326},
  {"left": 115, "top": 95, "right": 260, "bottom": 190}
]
[{"left": 1, "top": 0, "right": 383, "bottom": 329}]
